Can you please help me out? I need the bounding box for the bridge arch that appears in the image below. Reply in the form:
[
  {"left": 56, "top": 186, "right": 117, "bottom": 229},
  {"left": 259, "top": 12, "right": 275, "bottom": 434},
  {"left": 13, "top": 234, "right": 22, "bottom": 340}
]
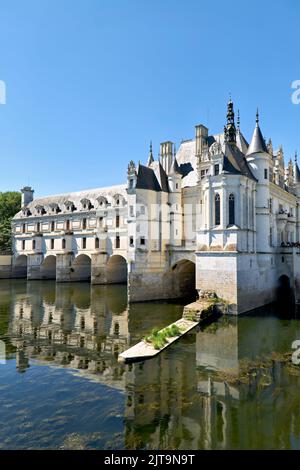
[
  {"left": 71, "top": 254, "right": 91, "bottom": 282},
  {"left": 171, "top": 259, "right": 197, "bottom": 299},
  {"left": 41, "top": 255, "right": 56, "bottom": 279},
  {"left": 107, "top": 254, "right": 127, "bottom": 284},
  {"left": 276, "top": 274, "right": 294, "bottom": 307},
  {"left": 13, "top": 255, "right": 27, "bottom": 278}
]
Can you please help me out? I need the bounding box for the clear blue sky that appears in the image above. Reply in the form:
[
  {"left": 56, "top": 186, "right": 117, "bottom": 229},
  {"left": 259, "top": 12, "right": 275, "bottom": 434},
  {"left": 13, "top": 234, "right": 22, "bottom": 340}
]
[{"left": 0, "top": 0, "right": 299, "bottom": 197}]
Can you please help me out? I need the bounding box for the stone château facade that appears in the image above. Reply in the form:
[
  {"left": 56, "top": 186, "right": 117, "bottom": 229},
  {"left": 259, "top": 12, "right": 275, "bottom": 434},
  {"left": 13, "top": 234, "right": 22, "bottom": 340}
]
[{"left": 11, "top": 100, "right": 300, "bottom": 313}]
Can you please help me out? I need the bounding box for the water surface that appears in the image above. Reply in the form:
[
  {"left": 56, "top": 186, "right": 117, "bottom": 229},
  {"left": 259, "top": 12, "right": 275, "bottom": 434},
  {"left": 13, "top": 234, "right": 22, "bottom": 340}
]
[{"left": 0, "top": 280, "right": 300, "bottom": 450}]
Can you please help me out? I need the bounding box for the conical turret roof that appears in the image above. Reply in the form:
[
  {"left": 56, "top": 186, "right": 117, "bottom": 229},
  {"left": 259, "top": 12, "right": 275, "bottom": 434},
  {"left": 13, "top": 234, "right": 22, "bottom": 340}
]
[{"left": 246, "top": 110, "right": 268, "bottom": 156}]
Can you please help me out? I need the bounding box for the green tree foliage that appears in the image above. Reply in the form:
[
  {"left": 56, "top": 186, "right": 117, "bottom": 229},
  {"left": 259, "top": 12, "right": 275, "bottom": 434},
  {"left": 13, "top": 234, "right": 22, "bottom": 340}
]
[{"left": 0, "top": 192, "right": 21, "bottom": 253}]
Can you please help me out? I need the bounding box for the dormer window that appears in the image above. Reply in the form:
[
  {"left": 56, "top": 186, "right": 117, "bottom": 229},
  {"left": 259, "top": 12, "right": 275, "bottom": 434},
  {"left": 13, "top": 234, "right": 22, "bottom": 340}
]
[
  {"left": 96, "top": 196, "right": 108, "bottom": 209},
  {"left": 80, "top": 198, "right": 93, "bottom": 211},
  {"left": 35, "top": 205, "right": 46, "bottom": 215},
  {"left": 49, "top": 203, "right": 61, "bottom": 214},
  {"left": 22, "top": 208, "right": 31, "bottom": 217},
  {"left": 64, "top": 200, "right": 76, "bottom": 212}
]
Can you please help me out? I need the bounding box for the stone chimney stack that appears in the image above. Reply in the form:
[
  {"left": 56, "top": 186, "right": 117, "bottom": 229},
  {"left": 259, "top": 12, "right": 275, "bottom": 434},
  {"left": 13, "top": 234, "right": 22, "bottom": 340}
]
[
  {"left": 159, "top": 141, "right": 174, "bottom": 174},
  {"left": 21, "top": 186, "right": 34, "bottom": 207},
  {"left": 195, "top": 125, "right": 208, "bottom": 159}
]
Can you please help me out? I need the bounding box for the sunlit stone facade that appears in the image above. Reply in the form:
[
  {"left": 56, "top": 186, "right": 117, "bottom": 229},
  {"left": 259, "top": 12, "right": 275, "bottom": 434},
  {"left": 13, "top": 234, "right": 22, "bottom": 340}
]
[{"left": 11, "top": 100, "right": 300, "bottom": 313}]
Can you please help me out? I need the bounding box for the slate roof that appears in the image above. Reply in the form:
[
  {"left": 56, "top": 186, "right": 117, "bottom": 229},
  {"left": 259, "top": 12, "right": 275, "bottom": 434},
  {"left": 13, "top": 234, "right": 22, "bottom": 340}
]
[
  {"left": 13, "top": 184, "right": 127, "bottom": 219},
  {"left": 246, "top": 123, "right": 268, "bottom": 156}
]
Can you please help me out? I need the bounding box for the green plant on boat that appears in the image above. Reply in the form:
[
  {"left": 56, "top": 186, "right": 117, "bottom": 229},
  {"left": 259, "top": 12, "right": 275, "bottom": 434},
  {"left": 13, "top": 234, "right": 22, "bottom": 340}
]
[{"left": 144, "top": 324, "right": 183, "bottom": 350}]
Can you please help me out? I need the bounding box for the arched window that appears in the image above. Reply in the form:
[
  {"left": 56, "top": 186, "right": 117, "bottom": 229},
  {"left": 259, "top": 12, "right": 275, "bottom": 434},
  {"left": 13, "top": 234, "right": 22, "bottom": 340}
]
[
  {"left": 229, "top": 193, "right": 235, "bottom": 225},
  {"left": 62, "top": 238, "right": 66, "bottom": 250},
  {"left": 95, "top": 237, "right": 99, "bottom": 249},
  {"left": 215, "top": 193, "right": 220, "bottom": 226}
]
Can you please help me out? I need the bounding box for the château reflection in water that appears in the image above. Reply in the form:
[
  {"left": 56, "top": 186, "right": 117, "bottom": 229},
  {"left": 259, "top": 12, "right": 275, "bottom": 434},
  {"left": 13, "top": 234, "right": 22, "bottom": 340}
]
[{"left": 1, "top": 280, "right": 300, "bottom": 450}]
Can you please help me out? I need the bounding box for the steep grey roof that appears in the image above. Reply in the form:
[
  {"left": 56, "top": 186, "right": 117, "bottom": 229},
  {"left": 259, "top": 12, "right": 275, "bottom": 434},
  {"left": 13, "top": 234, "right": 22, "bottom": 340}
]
[
  {"left": 236, "top": 130, "right": 249, "bottom": 154},
  {"left": 136, "top": 162, "right": 169, "bottom": 192},
  {"left": 246, "top": 124, "right": 268, "bottom": 156},
  {"left": 13, "top": 184, "right": 127, "bottom": 219},
  {"left": 224, "top": 143, "right": 257, "bottom": 181},
  {"left": 169, "top": 157, "right": 182, "bottom": 175},
  {"left": 175, "top": 140, "right": 198, "bottom": 188},
  {"left": 295, "top": 162, "right": 300, "bottom": 184}
]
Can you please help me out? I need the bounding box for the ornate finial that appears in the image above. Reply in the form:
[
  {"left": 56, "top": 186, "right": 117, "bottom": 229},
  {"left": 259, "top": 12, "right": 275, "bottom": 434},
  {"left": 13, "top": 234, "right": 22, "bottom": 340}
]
[
  {"left": 256, "top": 108, "right": 259, "bottom": 125},
  {"left": 147, "top": 141, "right": 154, "bottom": 166},
  {"left": 224, "top": 98, "right": 236, "bottom": 144},
  {"left": 237, "top": 109, "right": 240, "bottom": 131},
  {"left": 127, "top": 160, "right": 136, "bottom": 174}
]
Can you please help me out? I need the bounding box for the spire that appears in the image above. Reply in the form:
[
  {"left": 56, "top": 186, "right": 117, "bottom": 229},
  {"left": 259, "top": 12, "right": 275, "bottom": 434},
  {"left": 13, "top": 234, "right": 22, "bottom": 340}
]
[
  {"left": 169, "top": 157, "right": 181, "bottom": 175},
  {"left": 224, "top": 98, "right": 236, "bottom": 144},
  {"left": 294, "top": 151, "right": 300, "bottom": 184},
  {"left": 147, "top": 141, "right": 154, "bottom": 166},
  {"left": 237, "top": 109, "right": 240, "bottom": 131},
  {"left": 246, "top": 109, "right": 268, "bottom": 156}
]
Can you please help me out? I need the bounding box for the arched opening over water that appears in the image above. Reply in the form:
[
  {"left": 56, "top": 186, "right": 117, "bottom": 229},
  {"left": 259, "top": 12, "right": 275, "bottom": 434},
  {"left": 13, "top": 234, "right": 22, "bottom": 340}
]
[
  {"left": 172, "top": 259, "right": 197, "bottom": 300},
  {"left": 13, "top": 255, "right": 27, "bottom": 278},
  {"left": 276, "top": 274, "right": 294, "bottom": 307},
  {"left": 107, "top": 255, "right": 127, "bottom": 284},
  {"left": 41, "top": 255, "right": 56, "bottom": 280},
  {"left": 71, "top": 254, "right": 91, "bottom": 282}
]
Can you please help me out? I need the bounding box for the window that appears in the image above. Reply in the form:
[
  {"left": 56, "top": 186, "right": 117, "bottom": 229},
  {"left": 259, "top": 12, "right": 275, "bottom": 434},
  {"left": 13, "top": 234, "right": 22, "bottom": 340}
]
[
  {"left": 140, "top": 205, "right": 145, "bottom": 215},
  {"left": 51, "top": 221, "right": 55, "bottom": 231},
  {"left": 62, "top": 239, "right": 66, "bottom": 250},
  {"left": 114, "top": 323, "right": 119, "bottom": 336},
  {"left": 176, "top": 183, "right": 179, "bottom": 189},
  {"left": 116, "top": 215, "right": 120, "bottom": 228},
  {"left": 264, "top": 169, "right": 268, "bottom": 180},
  {"left": 214, "top": 164, "right": 220, "bottom": 176},
  {"left": 129, "top": 236, "right": 134, "bottom": 247},
  {"left": 51, "top": 239, "right": 54, "bottom": 250},
  {"left": 129, "top": 179, "right": 134, "bottom": 189},
  {"left": 215, "top": 193, "right": 220, "bottom": 226},
  {"left": 269, "top": 227, "right": 273, "bottom": 247},
  {"left": 140, "top": 237, "right": 145, "bottom": 246},
  {"left": 201, "top": 169, "right": 206, "bottom": 179},
  {"left": 130, "top": 206, "right": 134, "bottom": 217},
  {"left": 82, "top": 237, "right": 86, "bottom": 249},
  {"left": 32, "top": 240, "right": 36, "bottom": 250},
  {"left": 116, "top": 235, "right": 120, "bottom": 249},
  {"left": 99, "top": 217, "right": 103, "bottom": 228},
  {"left": 22, "top": 224, "right": 26, "bottom": 234},
  {"left": 66, "top": 220, "right": 70, "bottom": 231},
  {"left": 229, "top": 193, "right": 235, "bottom": 225},
  {"left": 37, "top": 222, "right": 40, "bottom": 232},
  {"left": 82, "top": 218, "right": 87, "bottom": 230},
  {"left": 95, "top": 237, "right": 99, "bottom": 249},
  {"left": 22, "top": 240, "right": 25, "bottom": 250},
  {"left": 269, "top": 198, "right": 273, "bottom": 214}
]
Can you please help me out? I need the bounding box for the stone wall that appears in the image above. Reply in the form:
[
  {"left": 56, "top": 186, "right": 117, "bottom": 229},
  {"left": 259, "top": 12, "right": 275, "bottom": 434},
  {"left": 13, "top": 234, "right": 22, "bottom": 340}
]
[{"left": 0, "top": 255, "right": 12, "bottom": 279}]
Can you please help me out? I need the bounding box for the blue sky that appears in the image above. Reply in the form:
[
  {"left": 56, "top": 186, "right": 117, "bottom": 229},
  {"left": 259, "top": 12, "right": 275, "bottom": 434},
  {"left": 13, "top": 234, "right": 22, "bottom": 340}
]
[{"left": 0, "top": 0, "right": 299, "bottom": 196}]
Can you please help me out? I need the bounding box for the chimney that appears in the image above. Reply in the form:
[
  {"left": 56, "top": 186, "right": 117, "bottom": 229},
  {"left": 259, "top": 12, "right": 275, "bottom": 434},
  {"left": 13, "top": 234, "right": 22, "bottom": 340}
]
[
  {"left": 159, "top": 141, "right": 174, "bottom": 174},
  {"left": 21, "top": 186, "right": 34, "bottom": 207},
  {"left": 195, "top": 125, "right": 208, "bottom": 158}
]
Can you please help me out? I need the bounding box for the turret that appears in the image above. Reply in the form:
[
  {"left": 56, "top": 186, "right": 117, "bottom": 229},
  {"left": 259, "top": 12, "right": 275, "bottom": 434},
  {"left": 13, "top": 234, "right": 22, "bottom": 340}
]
[
  {"left": 246, "top": 110, "right": 271, "bottom": 252},
  {"left": 21, "top": 186, "right": 34, "bottom": 207},
  {"left": 168, "top": 148, "right": 182, "bottom": 246}
]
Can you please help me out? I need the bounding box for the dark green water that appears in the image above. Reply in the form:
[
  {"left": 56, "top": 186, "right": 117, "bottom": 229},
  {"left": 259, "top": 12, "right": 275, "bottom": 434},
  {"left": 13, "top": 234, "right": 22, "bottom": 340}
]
[{"left": 0, "top": 280, "right": 300, "bottom": 450}]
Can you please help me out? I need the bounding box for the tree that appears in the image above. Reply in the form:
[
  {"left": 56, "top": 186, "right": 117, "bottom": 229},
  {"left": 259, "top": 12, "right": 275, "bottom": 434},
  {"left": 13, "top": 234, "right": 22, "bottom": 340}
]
[{"left": 0, "top": 192, "right": 21, "bottom": 253}]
